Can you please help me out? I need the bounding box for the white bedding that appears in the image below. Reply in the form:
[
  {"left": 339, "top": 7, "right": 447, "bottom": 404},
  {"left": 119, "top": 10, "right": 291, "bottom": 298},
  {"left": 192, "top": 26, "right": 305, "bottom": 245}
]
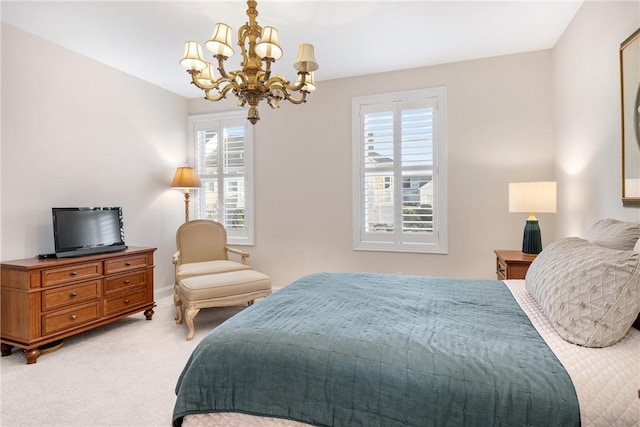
[
  {"left": 505, "top": 279, "right": 640, "bottom": 427},
  {"left": 183, "top": 279, "right": 640, "bottom": 427}
]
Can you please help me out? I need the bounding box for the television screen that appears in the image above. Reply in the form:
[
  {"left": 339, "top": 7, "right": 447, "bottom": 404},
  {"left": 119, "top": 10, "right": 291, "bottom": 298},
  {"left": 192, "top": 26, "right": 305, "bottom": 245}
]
[{"left": 52, "top": 207, "right": 127, "bottom": 258}]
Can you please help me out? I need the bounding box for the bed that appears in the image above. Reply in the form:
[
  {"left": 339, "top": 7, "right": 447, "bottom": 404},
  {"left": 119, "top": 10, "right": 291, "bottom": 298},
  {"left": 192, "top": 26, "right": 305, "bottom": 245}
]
[{"left": 173, "top": 230, "right": 640, "bottom": 427}]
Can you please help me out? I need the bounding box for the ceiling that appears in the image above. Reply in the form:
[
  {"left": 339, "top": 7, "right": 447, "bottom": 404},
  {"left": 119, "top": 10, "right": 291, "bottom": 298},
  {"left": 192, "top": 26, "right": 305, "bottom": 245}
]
[{"left": 1, "top": 1, "right": 583, "bottom": 99}]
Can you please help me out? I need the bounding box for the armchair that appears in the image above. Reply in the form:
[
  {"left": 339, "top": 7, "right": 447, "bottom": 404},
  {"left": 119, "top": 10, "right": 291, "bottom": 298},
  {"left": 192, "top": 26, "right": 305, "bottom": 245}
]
[{"left": 173, "top": 220, "right": 271, "bottom": 340}]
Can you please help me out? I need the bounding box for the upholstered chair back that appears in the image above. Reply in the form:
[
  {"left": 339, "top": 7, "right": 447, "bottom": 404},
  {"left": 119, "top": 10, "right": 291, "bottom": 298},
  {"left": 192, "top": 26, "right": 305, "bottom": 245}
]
[{"left": 176, "top": 220, "right": 229, "bottom": 264}]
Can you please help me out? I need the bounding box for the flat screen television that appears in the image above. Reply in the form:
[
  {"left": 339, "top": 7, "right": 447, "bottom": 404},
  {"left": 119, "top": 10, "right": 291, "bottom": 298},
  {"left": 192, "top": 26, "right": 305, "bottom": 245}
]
[{"left": 52, "top": 207, "right": 127, "bottom": 258}]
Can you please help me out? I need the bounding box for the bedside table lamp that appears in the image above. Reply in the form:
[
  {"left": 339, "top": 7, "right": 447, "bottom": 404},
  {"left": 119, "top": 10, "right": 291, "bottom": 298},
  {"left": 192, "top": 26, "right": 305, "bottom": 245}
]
[
  {"left": 509, "top": 181, "right": 557, "bottom": 254},
  {"left": 171, "top": 167, "right": 201, "bottom": 222}
]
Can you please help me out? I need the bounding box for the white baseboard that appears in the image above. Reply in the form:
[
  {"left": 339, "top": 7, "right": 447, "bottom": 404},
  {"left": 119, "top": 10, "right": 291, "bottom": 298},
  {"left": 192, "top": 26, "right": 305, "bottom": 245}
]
[{"left": 154, "top": 285, "right": 174, "bottom": 299}]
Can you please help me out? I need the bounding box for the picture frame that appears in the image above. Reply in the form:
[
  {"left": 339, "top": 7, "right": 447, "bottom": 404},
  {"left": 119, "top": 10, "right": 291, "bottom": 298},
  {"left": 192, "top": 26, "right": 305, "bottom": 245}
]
[{"left": 620, "top": 27, "right": 640, "bottom": 203}]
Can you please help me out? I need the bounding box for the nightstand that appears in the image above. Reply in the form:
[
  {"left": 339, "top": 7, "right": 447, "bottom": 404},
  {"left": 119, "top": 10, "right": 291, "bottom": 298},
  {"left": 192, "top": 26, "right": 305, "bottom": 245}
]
[{"left": 494, "top": 250, "right": 537, "bottom": 280}]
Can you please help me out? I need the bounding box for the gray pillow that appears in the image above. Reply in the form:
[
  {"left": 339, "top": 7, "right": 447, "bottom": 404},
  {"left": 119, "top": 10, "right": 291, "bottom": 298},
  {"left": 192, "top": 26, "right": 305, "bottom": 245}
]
[
  {"left": 586, "top": 218, "right": 640, "bottom": 250},
  {"left": 525, "top": 237, "right": 640, "bottom": 347}
]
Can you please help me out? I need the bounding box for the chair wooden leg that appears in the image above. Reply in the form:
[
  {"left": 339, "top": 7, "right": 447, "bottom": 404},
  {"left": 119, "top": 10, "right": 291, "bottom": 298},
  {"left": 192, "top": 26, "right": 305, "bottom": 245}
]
[
  {"left": 185, "top": 307, "right": 200, "bottom": 341},
  {"left": 174, "top": 290, "right": 183, "bottom": 324}
]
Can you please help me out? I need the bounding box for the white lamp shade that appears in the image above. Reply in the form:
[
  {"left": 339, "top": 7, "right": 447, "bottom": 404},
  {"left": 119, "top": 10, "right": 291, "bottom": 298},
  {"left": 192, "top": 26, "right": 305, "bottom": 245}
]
[
  {"left": 205, "top": 23, "right": 235, "bottom": 57},
  {"left": 180, "top": 41, "right": 207, "bottom": 71},
  {"left": 197, "top": 62, "right": 216, "bottom": 86},
  {"left": 255, "top": 26, "right": 283, "bottom": 60},
  {"left": 293, "top": 44, "right": 319, "bottom": 72},
  {"left": 509, "top": 181, "right": 557, "bottom": 213}
]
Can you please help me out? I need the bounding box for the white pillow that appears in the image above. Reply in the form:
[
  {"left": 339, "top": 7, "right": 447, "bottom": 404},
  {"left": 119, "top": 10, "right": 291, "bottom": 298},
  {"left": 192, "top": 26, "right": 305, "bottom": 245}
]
[
  {"left": 586, "top": 218, "right": 640, "bottom": 250},
  {"left": 525, "top": 237, "right": 640, "bottom": 347}
]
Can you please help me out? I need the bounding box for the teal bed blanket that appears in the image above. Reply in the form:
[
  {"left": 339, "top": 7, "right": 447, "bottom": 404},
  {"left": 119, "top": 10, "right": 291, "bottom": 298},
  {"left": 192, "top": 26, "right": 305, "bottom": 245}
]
[{"left": 173, "top": 272, "right": 579, "bottom": 426}]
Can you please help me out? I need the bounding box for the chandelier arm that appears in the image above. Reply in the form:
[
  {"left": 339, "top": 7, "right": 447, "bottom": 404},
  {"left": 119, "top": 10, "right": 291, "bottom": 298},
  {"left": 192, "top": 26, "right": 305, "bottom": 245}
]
[
  {"left": 189, "top": 70, "right": 228, "bottom": 91},
  {"left": 188, "top": 71, "right": 212, "bottom": 90},
  {"left": 263, "top": 75, "right": 287, "bottom": 89},
  {"left": 282, "top": 90, "right": 309, "bottom": 105},
  {"left": 232, "top": 71, "right": 248, "bottom": 89},
  {"left": 263, "top": 59, "right": 274, "bottom": 80},
  {"left": 203, "top": 83, "right": 235, "bottom": 102},
  {"left": 283, "top": 72, "right": 309, "bottom": 92},
  {"left": 215, "top": 55, "right": 233, "bottom": 81}
]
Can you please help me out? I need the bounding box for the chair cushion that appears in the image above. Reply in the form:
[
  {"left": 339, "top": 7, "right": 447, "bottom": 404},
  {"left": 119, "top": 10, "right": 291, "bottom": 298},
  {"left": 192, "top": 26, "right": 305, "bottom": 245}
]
[
  {"left": 180, "top": 270, "right": 272, "bottom": 301},
  {"left": 177, "top": 260, "right": 251, "bottom": 280}
]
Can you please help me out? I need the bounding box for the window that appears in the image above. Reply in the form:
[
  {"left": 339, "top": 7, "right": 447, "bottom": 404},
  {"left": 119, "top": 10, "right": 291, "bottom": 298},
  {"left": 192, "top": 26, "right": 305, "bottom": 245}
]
[
  {"left": 188, "top": 112, "right": 254, "bottom": 245},
  {"left": 352, "top": 88, "right": 447, "bottom": 253}
]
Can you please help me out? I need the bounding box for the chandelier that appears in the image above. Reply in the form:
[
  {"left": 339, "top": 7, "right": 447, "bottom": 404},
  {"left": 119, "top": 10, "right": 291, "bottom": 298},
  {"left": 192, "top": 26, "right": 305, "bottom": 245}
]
[{"left": 180, "top": 0, "right": 319, "bottom": 125}]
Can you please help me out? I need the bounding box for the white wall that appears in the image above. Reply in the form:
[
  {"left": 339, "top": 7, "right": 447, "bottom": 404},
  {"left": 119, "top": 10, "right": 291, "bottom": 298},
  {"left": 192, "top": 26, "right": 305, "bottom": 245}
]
[
  {"left": 553, "top": 0, "right": 640, "bottom": 236},
  {"left": 13, "top": 2, "right": 632, "bottom": 290},
  {"left": 190, "top": 50, "right": 556, "bottom": 285},
  {"left": 1, "top": 24, "right": 189, "bottom": 293}
]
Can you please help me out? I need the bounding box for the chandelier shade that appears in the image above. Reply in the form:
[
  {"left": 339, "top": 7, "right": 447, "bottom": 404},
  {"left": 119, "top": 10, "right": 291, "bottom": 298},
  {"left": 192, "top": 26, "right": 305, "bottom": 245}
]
[
  {"left": 255, "top": 26, "right": 283, "bottom": 60},
  {"left": 294, "top": 44, "right": 319, "bottom": 72},
  {"left": 180, "top": 41, "right": 206, "bottom": 71},
  {"left": 206, "top": 23, "right": 234, "bottom": 57},
  {"left": 197, "top": 63, "right": 216, "bottom": 87},
  {"left": 180, "top": 0, "right": 319, "bottom": 125}
]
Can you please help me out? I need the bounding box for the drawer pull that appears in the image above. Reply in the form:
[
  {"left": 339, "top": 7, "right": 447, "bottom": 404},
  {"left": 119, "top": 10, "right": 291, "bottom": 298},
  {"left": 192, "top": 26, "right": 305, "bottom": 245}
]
[
  {"left": 70, "top": 292, "right": 78, "bottom": 298},
  {"left": 124, "top": 299, "right": 130, "bottom": 304},
  {"left": 124, "top": 279, "right": 130, "bottom": 284},
  {"left": 70, "top": 314, "right": 78, "bottom": 320},
  {"left": 70, "top": 271, "right": 78, "bottom": 276},
  {"left": 125, "top": 262, "right": 132, "bottom": 266}
]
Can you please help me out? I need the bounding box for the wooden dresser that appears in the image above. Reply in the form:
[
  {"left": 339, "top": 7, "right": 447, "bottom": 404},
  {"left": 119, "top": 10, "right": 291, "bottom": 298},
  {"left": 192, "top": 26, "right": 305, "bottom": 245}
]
[{"left": 0, "top": 247, "right": 156, "bottom": 364}]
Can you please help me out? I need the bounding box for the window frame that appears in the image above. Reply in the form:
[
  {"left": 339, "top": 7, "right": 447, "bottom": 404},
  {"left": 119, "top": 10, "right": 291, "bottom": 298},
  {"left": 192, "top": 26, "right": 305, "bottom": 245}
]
[
  {"left": 352, "top": 87, "right": 448, "bottom": 254},
  {"left": 187, "top": 111, "right": 254, "bottom": 246}
]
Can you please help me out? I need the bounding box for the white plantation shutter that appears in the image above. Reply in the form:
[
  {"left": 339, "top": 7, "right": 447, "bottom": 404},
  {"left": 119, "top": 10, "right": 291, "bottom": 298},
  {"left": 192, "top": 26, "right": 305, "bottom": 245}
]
[
  {"left": 353, "top": 88, "right": 447, "bottom": 253},
  {"left": 188, "top": 113, "right": 254, "bottom": 245}
]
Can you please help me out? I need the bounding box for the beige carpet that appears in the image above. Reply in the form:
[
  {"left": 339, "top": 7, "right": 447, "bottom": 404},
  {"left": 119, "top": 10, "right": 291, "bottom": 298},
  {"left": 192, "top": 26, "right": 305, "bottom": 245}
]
[{"left": 0, "top": 295, "right": 247, "bottom": 426}]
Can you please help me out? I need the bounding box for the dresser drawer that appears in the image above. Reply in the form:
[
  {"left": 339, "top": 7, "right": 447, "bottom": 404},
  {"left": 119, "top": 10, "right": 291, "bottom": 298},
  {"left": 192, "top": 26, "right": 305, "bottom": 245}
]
[
  {"left": 104, "top": 289, "right": 147, "bottom": 316},
  {"left": 42, "top": 303, "right": 100, "bottom": 335},
  {"left": 105, "top": 255, "right": 149, "bottom": 274},
  {"left": 42, "top": 280, "right": 101, "bottom": 311},
  {"left": 42, "top": 262, "right": 102, "bottom": 287},
  {"left": 104, "top": 272, "right": 146, "bottom": 295},
  {"left": 496, "top": 258, "right": 507, "bottom": 280}
]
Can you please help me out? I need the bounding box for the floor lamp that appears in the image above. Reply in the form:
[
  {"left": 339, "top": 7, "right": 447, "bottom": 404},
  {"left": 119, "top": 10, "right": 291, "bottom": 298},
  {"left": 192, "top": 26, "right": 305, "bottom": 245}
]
[
  {"left": 171, "top": 167, "right": 201, "bottom": 223},
  {"left": 509, "top": 182, "right": 557, "bottom": 254}
]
